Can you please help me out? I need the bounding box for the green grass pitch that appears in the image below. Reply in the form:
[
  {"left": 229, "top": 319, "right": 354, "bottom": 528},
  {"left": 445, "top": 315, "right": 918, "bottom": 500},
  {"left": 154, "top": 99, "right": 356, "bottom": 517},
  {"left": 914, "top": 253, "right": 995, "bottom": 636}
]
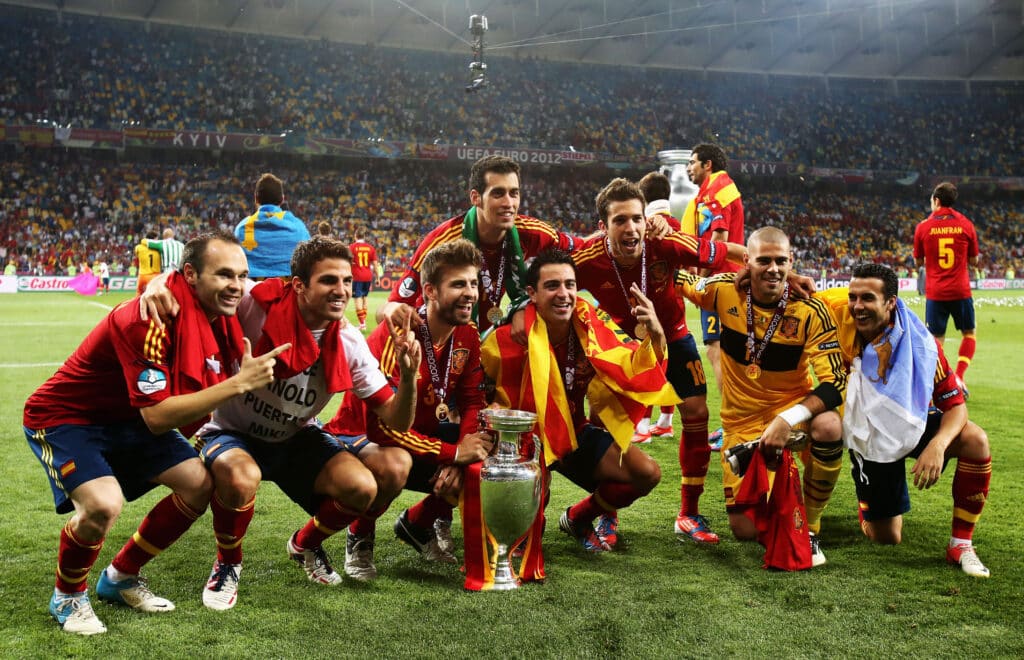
[{"left": 1, "top": 290, "right": 1022, "bottom": 657}]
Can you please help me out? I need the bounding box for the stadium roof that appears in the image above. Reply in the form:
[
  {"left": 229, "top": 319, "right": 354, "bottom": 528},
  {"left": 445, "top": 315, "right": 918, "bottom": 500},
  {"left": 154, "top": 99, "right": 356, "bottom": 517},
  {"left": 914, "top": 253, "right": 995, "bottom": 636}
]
[{"left": 10, "top": 0, "right": 1024, "bottom": 81}]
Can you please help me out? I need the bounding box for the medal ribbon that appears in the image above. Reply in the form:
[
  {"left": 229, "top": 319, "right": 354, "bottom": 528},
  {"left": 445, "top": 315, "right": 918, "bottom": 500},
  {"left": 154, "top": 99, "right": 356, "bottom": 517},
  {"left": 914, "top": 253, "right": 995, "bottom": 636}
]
[
  {"left": 606, "top": 236, "right": 646, "bottom": 334},
  {"left": 562, "top": 331, "right": 577, "bottom": 393},
  {"left": 461, "top": 206, "right": 527, "bottom": 323},
  {"left": 414, "top": 305, "right": 454, "bottom": 405},
  {"left": 745, "top": 282, "right": 790, "bottom": 368},
  {"left": 483, "top": 239, "right": 507, "bottom": 311}
]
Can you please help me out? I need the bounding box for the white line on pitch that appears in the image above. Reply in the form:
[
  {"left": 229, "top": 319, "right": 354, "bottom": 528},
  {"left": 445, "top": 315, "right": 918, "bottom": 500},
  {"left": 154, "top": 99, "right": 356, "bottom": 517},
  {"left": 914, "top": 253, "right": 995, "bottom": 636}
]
[
  {"left": 0, "top": 362, "right": 63, "bottom": 368},
  {"left": 0, "top": 322, "right": 95, "bottom": 326}
]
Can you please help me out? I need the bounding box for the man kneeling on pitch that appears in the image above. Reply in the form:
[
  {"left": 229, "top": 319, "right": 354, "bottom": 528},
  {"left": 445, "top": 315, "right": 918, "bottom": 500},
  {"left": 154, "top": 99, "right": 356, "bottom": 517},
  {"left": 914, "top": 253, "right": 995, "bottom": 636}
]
[{"left": 828, "top": 263, "right": 991, "bottom": 577}]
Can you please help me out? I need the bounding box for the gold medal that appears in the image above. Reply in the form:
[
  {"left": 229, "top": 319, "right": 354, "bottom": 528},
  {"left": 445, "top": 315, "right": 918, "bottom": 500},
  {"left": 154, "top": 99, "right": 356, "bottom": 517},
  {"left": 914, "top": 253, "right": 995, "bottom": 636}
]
[
  {"left": 487, "top": 305, "right": 504, "bottom": 326},
  {"left": 635, "top": 323, "right": 648, "bottom": 340},
  {"left": 746, "top": 363, "right": 762, "bottom": 379},
  {"left": 435, "top": 402, "right": 450, "bottom": 421}
]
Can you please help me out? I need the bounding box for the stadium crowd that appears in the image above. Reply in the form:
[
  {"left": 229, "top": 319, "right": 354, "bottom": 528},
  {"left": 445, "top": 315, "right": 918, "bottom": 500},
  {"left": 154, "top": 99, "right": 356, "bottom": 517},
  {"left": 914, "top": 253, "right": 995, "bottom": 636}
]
[
  {"left": 2, "top": 6, "right": 1022, "bottom": 174},
  {"left": 2, "top": 149, "right": 1022, "bottom": 280}
]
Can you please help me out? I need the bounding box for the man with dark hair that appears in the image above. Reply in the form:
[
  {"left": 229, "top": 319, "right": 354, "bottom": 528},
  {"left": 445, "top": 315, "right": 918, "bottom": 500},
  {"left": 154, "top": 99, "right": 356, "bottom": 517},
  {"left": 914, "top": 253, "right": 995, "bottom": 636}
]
[
  {"left": 140, "top": 235, "right": 421, "bottom": 609},
  {"left": 235, "top": 172, "right": 311, "bottom": 278},
  {"left": 572, "top": 177, "right": 746, "bottom": 545},
  {"left": 633, "top": 170, "right": 682, "bottom": 444},
  {"left": 913, "top": 181, "right": 980, "bottom": 391},
  {"left": 821, "top": 263, "right": 991, "bottom": 577},
  {"left": 24, "top": 231, "right": 287, "bottom": 635},
  {"left": 326, "top": 239, "right": 491, "bottom": 580},
  {"left": 378, "top": 155, "right": 578, "bottom": 334},
  {"left": 349, "top": 229, "right": 378, "bottom": 331},
  {"left": 685, "top": 143, "right": 745, "bottom": 448},
  {"left": 674, "top": 227, "right": 845, "bottom": 565},
  {"left": 198, "top": 235, "right": 421, "bottom": 608},
  {"left": 482, "top": 248, "right": 679, "bottom": 553}
]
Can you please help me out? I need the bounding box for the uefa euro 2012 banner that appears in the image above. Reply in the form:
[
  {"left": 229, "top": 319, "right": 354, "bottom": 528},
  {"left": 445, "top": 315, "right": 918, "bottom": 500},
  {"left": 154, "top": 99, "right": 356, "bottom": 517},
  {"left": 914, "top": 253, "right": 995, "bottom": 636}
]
[{"left": 9, "top": 276, "right": 139, "bottom": 294}]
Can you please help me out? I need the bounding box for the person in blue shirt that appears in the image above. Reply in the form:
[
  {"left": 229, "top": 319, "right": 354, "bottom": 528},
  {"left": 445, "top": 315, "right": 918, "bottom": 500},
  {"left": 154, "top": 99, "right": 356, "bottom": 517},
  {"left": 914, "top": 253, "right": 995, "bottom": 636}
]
[{"left": 235, "top": 173, "right": 311, "bottom": 278}]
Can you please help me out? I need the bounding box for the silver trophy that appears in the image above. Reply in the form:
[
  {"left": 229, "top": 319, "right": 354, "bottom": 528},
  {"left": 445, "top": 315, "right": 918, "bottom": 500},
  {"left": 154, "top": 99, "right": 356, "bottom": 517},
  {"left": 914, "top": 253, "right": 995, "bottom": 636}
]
[
  {"left": 478, "top": 409, "right": 543, "bottom": 591},
  {"left": 657, "top": 149, "right": 700, "bottom": 220}
]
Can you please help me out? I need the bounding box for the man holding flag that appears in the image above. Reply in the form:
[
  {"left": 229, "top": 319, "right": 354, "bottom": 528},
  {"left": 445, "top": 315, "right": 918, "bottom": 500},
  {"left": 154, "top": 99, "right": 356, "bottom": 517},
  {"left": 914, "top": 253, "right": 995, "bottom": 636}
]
[
  {"left": 822, "top": 263, "right": 991, "bottom": 577},
  {"left": 674, "top": 227, "right": 845, "bottom": 566},
  {"left": 684, "top": 143, "right": 745, "bottom": 449},
  {"left": 481, "top": 249, "right": 679, "bottom": 554}
]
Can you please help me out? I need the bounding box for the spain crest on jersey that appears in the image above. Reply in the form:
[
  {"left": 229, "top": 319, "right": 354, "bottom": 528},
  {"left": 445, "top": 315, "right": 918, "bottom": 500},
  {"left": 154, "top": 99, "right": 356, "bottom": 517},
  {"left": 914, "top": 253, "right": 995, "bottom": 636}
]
[
  {"left": 450, "top": 347, "right": 470, "bottom": 375},
  {"left": 779, "top": 315, "right": 801, "bottom": 339}
]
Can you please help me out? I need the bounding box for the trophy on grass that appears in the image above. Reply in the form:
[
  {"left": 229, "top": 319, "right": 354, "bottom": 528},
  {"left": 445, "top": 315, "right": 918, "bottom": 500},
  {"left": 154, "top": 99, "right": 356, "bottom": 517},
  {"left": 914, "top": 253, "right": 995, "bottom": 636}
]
[{"left": 478, "top": 409, "right": 543, "bottom": 591}]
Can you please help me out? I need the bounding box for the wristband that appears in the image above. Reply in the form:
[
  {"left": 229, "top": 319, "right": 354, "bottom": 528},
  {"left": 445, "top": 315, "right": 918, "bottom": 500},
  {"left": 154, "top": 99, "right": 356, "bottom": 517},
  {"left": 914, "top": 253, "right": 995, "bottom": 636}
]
[{"left": 777, "top": 404, "right": 811, "bottom": 428}]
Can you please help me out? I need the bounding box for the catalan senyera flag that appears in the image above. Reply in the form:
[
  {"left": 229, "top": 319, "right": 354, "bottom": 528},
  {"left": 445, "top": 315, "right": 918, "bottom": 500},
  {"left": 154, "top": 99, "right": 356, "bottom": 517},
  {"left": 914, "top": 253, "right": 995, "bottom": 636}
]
[{"left": 481, "top": 299, "right": 681, "bottom": 467}]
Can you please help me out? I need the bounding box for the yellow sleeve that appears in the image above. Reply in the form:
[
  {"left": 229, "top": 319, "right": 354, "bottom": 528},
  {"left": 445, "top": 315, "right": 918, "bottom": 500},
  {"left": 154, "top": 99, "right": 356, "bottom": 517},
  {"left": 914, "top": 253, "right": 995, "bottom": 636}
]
[
  {"left": 802, "top": 297, "right": 848, "bottom": 398},
  {"left": 673, "top": 270, "right": 734, "bottom": 313}
]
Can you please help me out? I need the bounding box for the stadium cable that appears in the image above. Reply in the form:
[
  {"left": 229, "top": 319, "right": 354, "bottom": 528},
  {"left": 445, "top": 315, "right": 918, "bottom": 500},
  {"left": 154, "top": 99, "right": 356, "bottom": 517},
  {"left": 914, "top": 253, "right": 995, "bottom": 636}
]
[
  {"left": 392, "top": 0, "right": 473, "bottom": 45},
  {"left": 486, "top": 0, "right": 934, "bottom": 52}
]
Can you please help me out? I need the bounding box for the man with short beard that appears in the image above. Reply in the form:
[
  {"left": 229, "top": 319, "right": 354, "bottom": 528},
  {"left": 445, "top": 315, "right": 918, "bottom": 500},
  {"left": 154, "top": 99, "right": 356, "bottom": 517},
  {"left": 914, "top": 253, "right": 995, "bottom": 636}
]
[
  {"left": 822, "top": 263, "right": 991, "bottom": 577},
  {"left": 481, "top": 249, "right": 679, "bottom": 554},
  {"left": 572, "top": 177, "right": 744, "bottom": 546},
  {"left": 140, "top": 236, "right": 421, "bottom": 609},
  {"left": 378, "top": 155, "right": 579, "bottom": 334},
  {"left": 326, "top": 239, "right": 492, "bottom": 580}
]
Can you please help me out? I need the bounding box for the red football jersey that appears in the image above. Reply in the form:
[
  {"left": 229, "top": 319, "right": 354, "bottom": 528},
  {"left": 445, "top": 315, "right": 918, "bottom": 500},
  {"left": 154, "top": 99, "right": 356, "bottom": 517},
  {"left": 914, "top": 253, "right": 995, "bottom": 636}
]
[
  {"left": 913, "top": 207, "right": 979, "bottom": 301},
  {"left": 388, "top": 212, "right": 577, "bottom": 332},
  {"left": 326, "top": 320, "right": 484, "bottom": 464},
  {"left": 573, "top": 233, "right": 728, "bottom": 342},
  {"left": 695, "top": 171, "right": 744, "bottom": 274},
  {"left": 25, "top": 304, "right": 180, "bottom": 428},
  {"left": 349, "top": 240, "right": 377, "bottom": 282}
]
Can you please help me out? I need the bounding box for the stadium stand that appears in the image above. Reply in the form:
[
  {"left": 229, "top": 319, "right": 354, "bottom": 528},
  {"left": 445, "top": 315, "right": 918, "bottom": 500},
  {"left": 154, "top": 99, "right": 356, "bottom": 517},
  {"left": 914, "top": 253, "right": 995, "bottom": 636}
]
[
  {"left": 1, "top": 6, "right": 1021, "bottom": 279},
  {"left": 1, "top": 6, "right": 1022, "bottom": 172}
]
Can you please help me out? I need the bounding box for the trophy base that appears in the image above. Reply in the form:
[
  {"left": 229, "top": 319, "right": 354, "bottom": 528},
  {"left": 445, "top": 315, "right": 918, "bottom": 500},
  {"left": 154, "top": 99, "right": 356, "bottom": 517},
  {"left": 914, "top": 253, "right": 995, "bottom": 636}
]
[
  {"left": 489, "top": 556, "right": 520, "bottom": 589},
  {"left": 490, "top": 550, "right": 520, "bottom": 590}
]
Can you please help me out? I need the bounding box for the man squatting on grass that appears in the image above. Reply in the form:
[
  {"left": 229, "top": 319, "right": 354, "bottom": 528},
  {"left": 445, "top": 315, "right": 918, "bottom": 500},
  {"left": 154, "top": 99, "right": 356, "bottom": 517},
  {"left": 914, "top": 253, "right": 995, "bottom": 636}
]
[
  {"left": 140, "top": 235, "right": 421, "bottom": 609},
  {"left": 326, "top": 239, "right": 493, "bottom": 579},
  {"left": 481, "top": 248, "right": 680, "bottom": 553},
  {"left": 24, "top": 231, "right": 290, "bottom": 635},
  {"left": 820, "top": 263, "right": 992, "bottom": 577}
]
